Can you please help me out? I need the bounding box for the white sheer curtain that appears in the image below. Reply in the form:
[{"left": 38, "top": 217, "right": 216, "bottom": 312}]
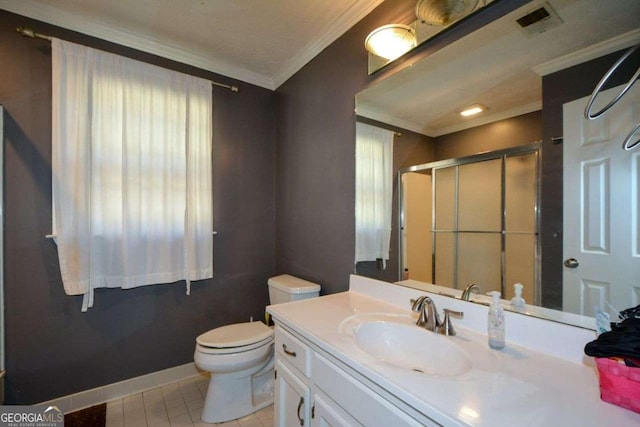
[
  {"left": 51, "top": 38, "right": 213, "bottom": 311},
  {"left": 355, "top": 122, "right": 394, "bottom": 264}
]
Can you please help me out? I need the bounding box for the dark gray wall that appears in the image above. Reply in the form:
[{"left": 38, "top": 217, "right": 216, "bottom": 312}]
[
  {"left": 0, "top": 10, "right": 275, "bottom": 403},
  {"left": 434, "top": 111, "right": 542, "bottom": 160},
  {"left": 274, "top": 0, "right": 417, "bottom": 294}
]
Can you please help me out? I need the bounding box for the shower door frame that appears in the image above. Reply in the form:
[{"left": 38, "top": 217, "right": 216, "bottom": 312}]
[{"left": 398, "top": 143, "right": 541, "bottom": 302}]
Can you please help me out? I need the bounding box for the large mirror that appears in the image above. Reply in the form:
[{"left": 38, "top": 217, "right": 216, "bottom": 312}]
[{"left": 355, "top": 0, "right": 640, "bottom": 328}]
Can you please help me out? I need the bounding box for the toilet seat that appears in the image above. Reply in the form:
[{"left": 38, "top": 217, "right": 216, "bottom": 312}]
[
  {"left": 196, "top": 336, "right": 273, "bottom": 354},
  {"left": 196, "top": 322, "right": 274, "bottom": 355}
]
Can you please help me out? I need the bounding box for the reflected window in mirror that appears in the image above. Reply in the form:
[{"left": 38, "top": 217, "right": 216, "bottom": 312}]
[
  {"left": 355, "top": 123, "right": 394, "bottom": 267},
  {"left": 354, "top": 118, "right": 434, "bottom": 281}
]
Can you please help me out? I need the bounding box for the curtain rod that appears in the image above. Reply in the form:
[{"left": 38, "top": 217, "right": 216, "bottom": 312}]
[{"left": 16, "top": 26, "right": 240, "bottom": 93}]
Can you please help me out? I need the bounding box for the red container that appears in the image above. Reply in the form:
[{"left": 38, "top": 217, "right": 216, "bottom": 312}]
[{"left": 595, "top": 357, "right": 640, "bottom": 413}]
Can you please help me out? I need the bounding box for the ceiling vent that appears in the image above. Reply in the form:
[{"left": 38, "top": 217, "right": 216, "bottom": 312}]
[{"left": 516, "top": 2, "right": 563, "bottom": 37}]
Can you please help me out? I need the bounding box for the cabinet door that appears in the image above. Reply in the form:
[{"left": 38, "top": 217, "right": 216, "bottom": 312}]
[
  {"left": 311, "top": 392, "right": 360, "bottom": 427},
  {"left": 275, "top": 359, "right": 311, "bottom": 427}
]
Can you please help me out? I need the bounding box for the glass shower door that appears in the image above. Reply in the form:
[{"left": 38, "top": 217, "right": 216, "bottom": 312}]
[{"left": 427, "top": 147, "right": 539, "bottom": 300}]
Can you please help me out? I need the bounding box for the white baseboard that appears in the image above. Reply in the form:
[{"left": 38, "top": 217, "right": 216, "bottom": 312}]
[{"left": 39, "top": 362, "right": 205, "bottom": 414}]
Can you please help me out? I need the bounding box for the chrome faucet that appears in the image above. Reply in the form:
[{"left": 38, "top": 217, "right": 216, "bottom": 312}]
[
  {"left": 411, "top": 296, "right": 464, "bottom": 336},
  {"left": 461, "top": 283, "right": 481, "bottom": 301},
  {"left": 411, "top": 295, "right": 441, "bottom": 331}
]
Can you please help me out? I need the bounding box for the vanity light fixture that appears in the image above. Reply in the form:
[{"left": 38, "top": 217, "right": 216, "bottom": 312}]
[
  {"left": 364, "top": 24, "right": 417, "bottom": 61},
  {"left": 459, "top": 104, "right": 486, "bottom": 117},
  {"left": 416, "top": 0, "right": 479, "bottom": 26}
]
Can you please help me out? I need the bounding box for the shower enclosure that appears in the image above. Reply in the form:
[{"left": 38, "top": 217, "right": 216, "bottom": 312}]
[{"left": 399, "top": 144, "right": 540, "bottom": 302}]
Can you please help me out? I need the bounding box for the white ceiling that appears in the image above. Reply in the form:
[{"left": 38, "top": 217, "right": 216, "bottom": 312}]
[
  {"left": 0, "top": 0, "right": 385, "bottom": 90},
  {"left": 356, "top": 0, "right": 640, "bottom": 137}
]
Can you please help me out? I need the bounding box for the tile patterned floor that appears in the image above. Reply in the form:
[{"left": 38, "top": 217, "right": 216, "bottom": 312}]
[{"left": 105, "top": 375, "right": 274, "bottom": 427}]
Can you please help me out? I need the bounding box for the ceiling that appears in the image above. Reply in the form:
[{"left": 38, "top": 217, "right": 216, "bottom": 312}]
[
  {"left": 0, "top": 0, "right": 385, "bottom": 90},
  {"left": 356, "top": 0, "right": 640, "bottom": 137}
]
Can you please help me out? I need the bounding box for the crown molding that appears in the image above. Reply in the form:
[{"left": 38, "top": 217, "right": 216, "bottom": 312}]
[
  {"left": 2, "top": 0, "right": 386, "bottom": 91},
  {"left": 0, "top": 1, "right": 273, "bottom": 89},
  {"left": 356, "top": 101, "right": 542, "bottom": 138},
  {"left": 431, "top": 102, "right": 542, "bottom": 137},
  {"left": 272, "top": 0, "right": 386, "bottom": 89},
  {"left": 355, "top": 105, "right": 427, "bottom": 136},
  {"left": 534, "top": 29, "right": 640, "bottom": 76}
]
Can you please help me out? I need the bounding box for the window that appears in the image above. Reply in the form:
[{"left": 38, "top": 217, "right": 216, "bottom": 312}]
[{"left": 51, "top": 39, "right": 213, "bottom": 310}]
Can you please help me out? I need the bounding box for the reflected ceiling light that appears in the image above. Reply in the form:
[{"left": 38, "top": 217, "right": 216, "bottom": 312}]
[
  {"left": 458, "top": 405, "right": 480, "bottom": 420},
  {"left": 364, "top": 24, "right": 417, "bottom": 61},
  {"left": 459, "top": 104, "right": 486, "bottom": 116},
  {"left": 415, "top": 0, "right": 479, "bottom": 26}
]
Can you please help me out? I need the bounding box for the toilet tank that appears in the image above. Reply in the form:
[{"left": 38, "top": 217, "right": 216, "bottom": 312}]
[{"left": 268, "top": 274, "right": 320, "bottom": 305}]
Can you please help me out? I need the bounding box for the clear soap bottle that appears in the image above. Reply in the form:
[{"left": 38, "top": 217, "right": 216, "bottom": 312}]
[
  {"left": 510, "top": 283, "right": 526, "bottom": 312},
  {"left": 487, "top": 291, "right": 505, "bottom": 350}
]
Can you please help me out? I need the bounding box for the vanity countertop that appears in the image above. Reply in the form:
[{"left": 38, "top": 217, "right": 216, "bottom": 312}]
[{"left": 266, "top": 275, "right": 640, "bottom": 427}]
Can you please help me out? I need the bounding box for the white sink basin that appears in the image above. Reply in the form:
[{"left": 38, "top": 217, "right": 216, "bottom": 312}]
[{"left": 353, "top": 321, "right": 472, "bottom": 376}]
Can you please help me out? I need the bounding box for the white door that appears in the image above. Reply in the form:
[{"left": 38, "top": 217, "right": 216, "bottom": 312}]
[{"left": 563, "top": 83, "right": 640, "bottom": 317}]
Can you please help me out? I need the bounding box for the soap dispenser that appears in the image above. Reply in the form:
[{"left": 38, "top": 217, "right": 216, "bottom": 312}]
[
  {"left": 487, "top": 291, "right": 505, "bottom": 350},
  {"left": 510, "top": 283, "right": 526, "bottom": 312}
]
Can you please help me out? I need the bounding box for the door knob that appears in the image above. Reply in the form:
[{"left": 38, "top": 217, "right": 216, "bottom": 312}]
[{"left": 564, "top": 258, "right": 579, "bottom": 268}]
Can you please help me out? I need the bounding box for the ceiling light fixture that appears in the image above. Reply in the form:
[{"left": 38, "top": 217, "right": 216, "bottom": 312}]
[
  {"left": 415, "top": 0, "right": 479, "bottom": 26},
  {"left": 459, "top": 104, "right": 486, "bottom": 116},
  {"left": 364, "top": 24, "right": 417, "bottom": 61}
]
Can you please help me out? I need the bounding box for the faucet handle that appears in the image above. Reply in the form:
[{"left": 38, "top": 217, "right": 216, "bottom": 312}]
[{"left": 437, "top": 309, "right": 464, "bottom": 336}]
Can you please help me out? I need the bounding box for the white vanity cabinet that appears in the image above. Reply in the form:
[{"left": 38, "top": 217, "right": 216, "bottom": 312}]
[
  {"left": 273, "top": 324, "right": 430, "bottom": 427},
  {"left": 274, "top": 326, "right": 311, "bottom": 426},
  {"left": 268, "top": 277, "right": 640, "bottom": 427},
  {"left": 275, "top": 359, "right": 311, "bottom": 426}
]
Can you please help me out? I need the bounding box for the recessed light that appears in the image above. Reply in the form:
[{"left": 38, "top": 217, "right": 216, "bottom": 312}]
[{"left": 459, "top": 104, "right": 486, "bottom": 117}]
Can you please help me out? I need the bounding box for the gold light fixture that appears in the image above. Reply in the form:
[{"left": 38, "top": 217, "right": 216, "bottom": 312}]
[
  {"left": 415, "top": 0, "right": 479, "bottom": 26},
  {"left": 364, "top": 24, "right": 417, "bottom": 61},
  {"left": 459, "top": 104, "right": 486, "bottom": 116}
]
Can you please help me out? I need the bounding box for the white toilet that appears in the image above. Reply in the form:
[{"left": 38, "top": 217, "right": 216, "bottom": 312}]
[{"left": 194, "top": 274, "right": 320, "bottom": 424}]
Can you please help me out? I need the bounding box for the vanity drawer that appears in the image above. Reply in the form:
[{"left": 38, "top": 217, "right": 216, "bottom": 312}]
[
  {"left": 275, "top": 325, "right": 312, "bottom": 378},
  {"left": 313, "top": 353, "right": 435, "bottom": 427}
]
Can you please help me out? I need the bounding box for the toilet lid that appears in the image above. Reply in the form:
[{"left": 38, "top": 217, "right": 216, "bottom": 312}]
[
  {"left": 196, "top": 336, "right": 273, "bottom": 355},
  {"left": 197, "top": 321, "right": 274, "bottom": 348}
]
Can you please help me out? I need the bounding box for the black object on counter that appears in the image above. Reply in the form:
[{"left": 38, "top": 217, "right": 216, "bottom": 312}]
[{"left": 585, "top": 317, "right": 640, "bottom": 362}]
